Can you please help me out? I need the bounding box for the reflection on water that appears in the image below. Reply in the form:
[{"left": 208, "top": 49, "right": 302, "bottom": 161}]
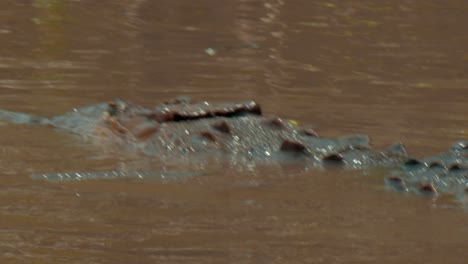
[{"left": 0, "top": 0, "right": 467, "bottom": 262}]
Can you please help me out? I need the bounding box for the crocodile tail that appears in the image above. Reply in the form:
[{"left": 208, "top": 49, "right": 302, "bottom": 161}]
[{"left": 0, "top": 109, "right": 48, "bottom": 125}]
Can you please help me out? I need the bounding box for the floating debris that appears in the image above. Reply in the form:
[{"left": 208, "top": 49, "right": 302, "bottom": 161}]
[{"left": 205, "top": 48, "right": 217, "bottom": 56}]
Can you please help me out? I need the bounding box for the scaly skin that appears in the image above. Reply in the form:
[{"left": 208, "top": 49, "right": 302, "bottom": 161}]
[
  {"left": 46, "top": 97, "right": 409, "bottom": 167},
  {"left": 386, "top": 141, "right": 468, "bottom": 198},
  {"left": 0, "top": 97, "right": 467, "bottom": 200}
]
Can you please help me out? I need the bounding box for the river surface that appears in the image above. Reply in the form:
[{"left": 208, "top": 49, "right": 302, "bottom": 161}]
[{"left": 0, "top": 0, "right": 467, "bottom": 263}]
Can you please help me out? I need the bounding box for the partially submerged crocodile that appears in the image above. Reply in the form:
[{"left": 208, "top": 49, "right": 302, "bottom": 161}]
[
  {"left": 0, "top": 97, "right": 467, "bottom": 199},
  {"left": 388, "top": 142, "right": 467, "bottom": 198}
]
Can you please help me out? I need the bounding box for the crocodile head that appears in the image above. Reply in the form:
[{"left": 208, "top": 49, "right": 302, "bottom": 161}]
[{"left": 100, "top": 97, "right": 262, "bottom": 142}]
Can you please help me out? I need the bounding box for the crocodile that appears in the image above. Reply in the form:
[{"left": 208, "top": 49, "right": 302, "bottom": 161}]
[
  {"left": 0, "top": 96, "right": 466, "bottom": 200},
  {"left": 387, "top": 141, "right": 467, "bottom": 199}
]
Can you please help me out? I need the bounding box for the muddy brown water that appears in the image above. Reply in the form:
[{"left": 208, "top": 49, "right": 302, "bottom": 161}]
[{"left": 0, "top": 0, "right": 467, "bottom": 263}]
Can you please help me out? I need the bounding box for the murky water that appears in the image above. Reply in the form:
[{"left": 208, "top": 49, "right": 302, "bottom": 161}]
[{"left": 0, "top": 0, "right": 467, "bottom": 263}]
